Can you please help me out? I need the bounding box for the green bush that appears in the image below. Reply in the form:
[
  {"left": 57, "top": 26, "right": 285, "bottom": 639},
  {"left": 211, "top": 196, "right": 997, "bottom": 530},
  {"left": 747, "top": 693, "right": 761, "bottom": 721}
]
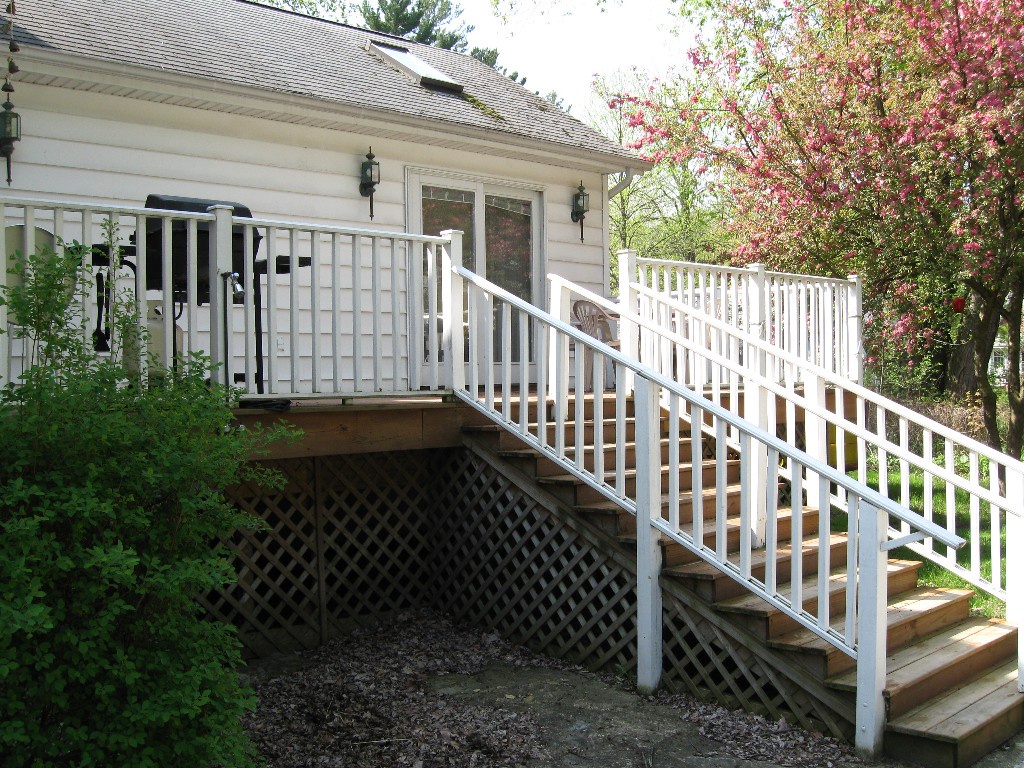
[{"left": 0, "top": 239, "right": 292, "bottom": 767}]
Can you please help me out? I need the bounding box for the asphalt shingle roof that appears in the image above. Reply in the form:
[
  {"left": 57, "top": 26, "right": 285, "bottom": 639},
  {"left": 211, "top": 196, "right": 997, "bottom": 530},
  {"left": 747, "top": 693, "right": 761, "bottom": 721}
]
[{"left": 14, "top": 0, "right": 642, "bottom": 167}]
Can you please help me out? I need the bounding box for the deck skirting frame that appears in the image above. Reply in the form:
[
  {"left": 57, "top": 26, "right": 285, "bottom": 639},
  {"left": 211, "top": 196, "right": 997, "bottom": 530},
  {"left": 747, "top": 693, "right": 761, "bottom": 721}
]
[{"left": 202, "top": 446, "right": 853, "bottom": 737}]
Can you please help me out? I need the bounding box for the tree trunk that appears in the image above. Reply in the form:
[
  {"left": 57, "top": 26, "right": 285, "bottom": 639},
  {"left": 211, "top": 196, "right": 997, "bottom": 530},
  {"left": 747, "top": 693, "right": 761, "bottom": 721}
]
[
  {"left": 973, "top": 291, "right": 1003, "bottom": 451},
  {"left": 945, "top": 317, "right": 977, "bottom": 397},
  {"left": 1004, "top": 275, "right": 1023, "bottom": 461}
]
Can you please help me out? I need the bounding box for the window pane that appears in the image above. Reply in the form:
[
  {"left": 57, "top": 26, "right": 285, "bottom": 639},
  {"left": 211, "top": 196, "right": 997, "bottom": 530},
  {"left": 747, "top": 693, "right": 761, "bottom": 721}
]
[
  {"left": 485, "top": 195, "right": 532, "bottom": 363},
  {"left": 422, "top": 186, "right": 474, "bottom": 364}
]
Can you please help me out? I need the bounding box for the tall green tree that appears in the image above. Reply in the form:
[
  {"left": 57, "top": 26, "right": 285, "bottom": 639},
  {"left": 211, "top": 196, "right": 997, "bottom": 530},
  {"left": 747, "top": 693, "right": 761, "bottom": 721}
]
[
  {"left": 590, "top": 74, "right": 730, "bottom": 290},
  {"left": 359, "top": 0, "right": 472, "bottom": 51}
]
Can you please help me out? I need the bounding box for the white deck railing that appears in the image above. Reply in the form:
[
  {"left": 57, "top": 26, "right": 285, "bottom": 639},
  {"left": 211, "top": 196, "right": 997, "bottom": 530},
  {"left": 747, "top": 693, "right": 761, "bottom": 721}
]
[
  {"left": 620, "top": 250, "right": 1024, "bottom": 713},
  {"left": 636, "top": 256, "right": 863, "bottom": 384},
  {"left": 0, "top": 197, "right": 449, "bottom": 396}
]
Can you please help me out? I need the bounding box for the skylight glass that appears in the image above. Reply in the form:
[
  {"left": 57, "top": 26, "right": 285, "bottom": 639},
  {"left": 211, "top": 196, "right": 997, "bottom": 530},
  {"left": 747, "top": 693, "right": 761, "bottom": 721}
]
[{"left": 368, "top": 41, "right": 464, "bottom": 93}]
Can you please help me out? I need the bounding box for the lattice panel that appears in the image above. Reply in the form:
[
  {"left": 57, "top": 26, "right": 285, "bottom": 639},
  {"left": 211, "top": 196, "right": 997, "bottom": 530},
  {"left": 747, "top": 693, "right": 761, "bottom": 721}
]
[
  {"left": 429, "top": 450, "right": 638, "bottom": 673},
  {"left": 661, "top": 592, "right": 850, "bottom": 738},
  {"left": 203, "top": 452, "right": 437, "bottom": 657},
  {"left": 202, "top": 440, "right": 855, "bottom": 739},
  {"left": 318, "top": 453, "right": 436, "bottom": 632},
  {"left": 202, "top": 459, "right": 321, "bottom": 658}
]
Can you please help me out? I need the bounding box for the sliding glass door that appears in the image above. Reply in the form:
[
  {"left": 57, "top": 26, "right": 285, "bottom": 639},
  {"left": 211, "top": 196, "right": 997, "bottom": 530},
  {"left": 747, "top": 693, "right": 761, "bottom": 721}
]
[{"left": 414, "top": 173, "right": 541, "bottom": 383}]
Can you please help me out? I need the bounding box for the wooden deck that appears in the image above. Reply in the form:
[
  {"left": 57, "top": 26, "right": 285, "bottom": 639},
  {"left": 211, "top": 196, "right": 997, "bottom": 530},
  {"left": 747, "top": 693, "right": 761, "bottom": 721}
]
[{"left": 233, "top": 395, "right": 485, "bottom": 459}]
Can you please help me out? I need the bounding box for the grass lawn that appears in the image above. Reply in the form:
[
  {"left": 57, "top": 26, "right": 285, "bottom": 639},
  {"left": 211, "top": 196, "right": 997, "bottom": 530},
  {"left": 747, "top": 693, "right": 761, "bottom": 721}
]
[{"left": 831, "top": 466, "right": 1006, "bottom": 619}]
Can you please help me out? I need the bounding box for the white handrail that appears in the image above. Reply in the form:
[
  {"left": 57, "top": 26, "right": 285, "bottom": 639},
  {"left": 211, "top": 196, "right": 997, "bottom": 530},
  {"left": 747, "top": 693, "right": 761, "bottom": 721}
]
[{"left": 462, "top": 266, "right": 962, "bottom": 546}]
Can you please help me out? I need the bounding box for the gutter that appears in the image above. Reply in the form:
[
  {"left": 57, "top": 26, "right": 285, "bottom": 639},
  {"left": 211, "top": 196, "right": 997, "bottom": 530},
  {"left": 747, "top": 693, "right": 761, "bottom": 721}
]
[{"left": 607, "top": 168, "right": 637, "bottom": 198}]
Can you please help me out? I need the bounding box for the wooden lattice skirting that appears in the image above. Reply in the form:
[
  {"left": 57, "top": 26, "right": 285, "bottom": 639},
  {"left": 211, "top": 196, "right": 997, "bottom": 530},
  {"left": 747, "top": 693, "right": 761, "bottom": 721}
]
[{"left": 201, "top": 446, "right": 854, "bottom": 738}]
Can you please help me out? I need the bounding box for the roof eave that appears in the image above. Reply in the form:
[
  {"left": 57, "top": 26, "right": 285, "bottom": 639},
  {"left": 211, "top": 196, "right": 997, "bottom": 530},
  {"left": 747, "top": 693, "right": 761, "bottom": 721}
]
[{"left": 19, "top": 48, "right": 651, "bottom": 175}]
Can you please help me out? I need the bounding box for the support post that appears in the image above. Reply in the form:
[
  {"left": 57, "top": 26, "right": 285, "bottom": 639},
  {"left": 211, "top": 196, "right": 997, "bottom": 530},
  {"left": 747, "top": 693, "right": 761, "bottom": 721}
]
[
  {"left": 1005, "top": 469, "right": 1024, "bottom": 691},
  {"left": 618, "top": 249, "right": 638, "bottom": 395},
  {"left": 855, "top": 500, "right": 888, "bottom": 757},
  {"left": 847, "top": 273, "right": 864, "bottom": 384},
  {"left": 0, "top": 223, "right": 9, "bottom": 385},
  {"left": 440, "top": 229, "right": 464, "bottom": 392},
  {"left": 634, "top": 377, "right": 663, "bottom": 694},
  {"left": 207, "top": 205, "right": 234, "bottom": 388}
]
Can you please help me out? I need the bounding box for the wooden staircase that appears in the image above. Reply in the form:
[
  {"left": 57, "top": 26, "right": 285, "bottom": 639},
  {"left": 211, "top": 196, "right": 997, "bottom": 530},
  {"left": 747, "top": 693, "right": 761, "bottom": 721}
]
[{"left": 462, "top": 392, "right": 1023, "bottom": 768}]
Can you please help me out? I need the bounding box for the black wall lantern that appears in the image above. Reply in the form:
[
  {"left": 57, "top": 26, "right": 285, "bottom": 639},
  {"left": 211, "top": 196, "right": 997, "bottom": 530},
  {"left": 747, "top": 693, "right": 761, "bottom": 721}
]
[
  {"left": 0, "top": 87, "right": 20, "bottom": 186},
  {"left": 570, "top": 181, "right": 589, "bottom": 241},
  {"left": 359, "top": 147, "right": 380, "bottom": 220}
]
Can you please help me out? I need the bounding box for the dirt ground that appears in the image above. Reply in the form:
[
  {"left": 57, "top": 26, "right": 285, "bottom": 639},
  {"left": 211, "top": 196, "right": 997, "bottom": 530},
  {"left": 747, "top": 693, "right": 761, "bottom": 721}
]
[{"left": 242, "top": 611, "right": 1023, "bottom": 768}]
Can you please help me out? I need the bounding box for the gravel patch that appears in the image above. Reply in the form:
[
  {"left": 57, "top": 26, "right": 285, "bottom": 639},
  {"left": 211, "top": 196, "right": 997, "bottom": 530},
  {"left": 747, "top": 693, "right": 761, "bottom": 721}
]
[{"left": 242, "top": 610, "right": 903, "bottom": 768}]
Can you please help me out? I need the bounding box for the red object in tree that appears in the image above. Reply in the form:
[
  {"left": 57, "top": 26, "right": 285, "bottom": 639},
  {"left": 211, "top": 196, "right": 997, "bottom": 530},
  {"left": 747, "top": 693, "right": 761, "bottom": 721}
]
[{"left": 952, "top": 296, "right": 966, "bottom": 313}]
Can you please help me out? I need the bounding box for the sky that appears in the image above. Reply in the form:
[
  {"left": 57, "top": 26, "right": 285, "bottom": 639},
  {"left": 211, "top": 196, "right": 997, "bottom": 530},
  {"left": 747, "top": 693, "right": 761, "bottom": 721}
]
[{"left": 453, "top": 0, "right": 693, "bottom": 118}]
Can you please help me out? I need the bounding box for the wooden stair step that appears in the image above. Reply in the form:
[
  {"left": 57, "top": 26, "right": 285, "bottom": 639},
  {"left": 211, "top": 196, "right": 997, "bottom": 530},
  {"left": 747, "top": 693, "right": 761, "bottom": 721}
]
[
  {"left": 885, "top": 660, "right": 1023, "bottom": 768},
  {"left": 537, "top": 459, "right": 741, "bottom": 505},
  {"left": 664, "top": 533, "right": 848, "bottom": 602},
  {"left": 828, "top": 617, "right": 1018, "bottom": 721},
  {"left": 576, "top": 482, "right": 742, "bottom": 522},
  {"left": 715, "top": 559, "right": 922, "bottom": 640},
  {"left": 769, "top": 587, "right": 974, "bottom": 677},
  {"left": 617, "top": 507, "right": 818, "bottom": 568},
  {"left": 463, "top": 419, "right": 638, "bottom": 452},
  {"left": 559, "top": 392, "right": 634, "bottom": 420},
  {"left": 498, "top": 437, "right": 698, "bottom": 477},
  {"left": 574, "top": 483, "right": 744, "bottom": 538}
]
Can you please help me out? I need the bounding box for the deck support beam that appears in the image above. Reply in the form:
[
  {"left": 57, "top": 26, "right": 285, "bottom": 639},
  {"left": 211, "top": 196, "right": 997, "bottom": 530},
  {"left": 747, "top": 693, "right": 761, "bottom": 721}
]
[
  {"left": 855, "top": 499, "right": 888, "bottom": 757},
  {"left": 634, "top": 378, "right": 663, "bottom": 694}
]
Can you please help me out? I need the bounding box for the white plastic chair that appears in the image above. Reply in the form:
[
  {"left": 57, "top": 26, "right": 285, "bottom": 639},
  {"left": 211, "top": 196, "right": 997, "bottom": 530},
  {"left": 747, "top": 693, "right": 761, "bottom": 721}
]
[{"left": 572, "top": 299, "right": 619, "bottom": 390}]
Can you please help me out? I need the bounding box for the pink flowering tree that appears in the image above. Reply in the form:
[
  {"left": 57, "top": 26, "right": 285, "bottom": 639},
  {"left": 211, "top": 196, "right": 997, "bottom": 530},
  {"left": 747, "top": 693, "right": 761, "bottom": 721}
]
[{"left": 616, "top": 0, "right": 1024, "bottom": 457}]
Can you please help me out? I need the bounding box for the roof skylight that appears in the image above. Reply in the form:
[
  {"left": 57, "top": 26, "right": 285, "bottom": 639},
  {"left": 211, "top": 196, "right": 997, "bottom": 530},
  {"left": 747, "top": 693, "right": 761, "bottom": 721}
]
[{"left": 367, "top": 41, "right": 464, "bottom": 93}]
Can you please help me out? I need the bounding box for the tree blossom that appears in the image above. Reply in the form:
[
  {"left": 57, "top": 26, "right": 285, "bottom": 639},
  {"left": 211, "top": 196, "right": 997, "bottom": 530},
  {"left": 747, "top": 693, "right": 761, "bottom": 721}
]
[{"left": 617, "top": 0, "right": 1024, "bottom": 457}]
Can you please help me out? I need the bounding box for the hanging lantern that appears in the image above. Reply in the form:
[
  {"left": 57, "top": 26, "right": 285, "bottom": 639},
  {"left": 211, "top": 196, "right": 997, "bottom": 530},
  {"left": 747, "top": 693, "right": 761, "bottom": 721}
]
[
  {"left": 0, "top": 95, "right": 20, "bottom": 186},
  {"left": 570, "top": 181, "right": 589, "bottom": 242},
  {"left": 359, "top": 147, "right": 381, "bottom": 221}
]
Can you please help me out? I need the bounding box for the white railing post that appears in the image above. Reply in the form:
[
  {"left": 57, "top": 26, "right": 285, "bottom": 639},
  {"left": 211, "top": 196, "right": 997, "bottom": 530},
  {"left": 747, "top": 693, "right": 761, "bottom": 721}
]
[
  {"left": 440, "top": 229, "right": 465, "bottom": 392},
  {"left": 855, "top": 499, "right": 888, "bottom": 757},
  {"left": 745, "top": 263, "right": 769, "bottom": 546},
  {"left": 1006, "top": 469, "right": 1024, "bottom": 690},
  {"left": 207, "top": 205, "right": 234, "bottom": 388},
  {"left": 548, "top": 277, "right": 571, "bottom": 407},
  {"left": 847, "top": 273, "right": 864, "bottom": 384},
  {"left": 634, "top": 377, "right": 663, "bottom": 694},
  {"left": 618, "top": 249, "right": 638, "bottom": 395},
  {"left": 0, "top": 222, "right": 9, "bottom": 385}
]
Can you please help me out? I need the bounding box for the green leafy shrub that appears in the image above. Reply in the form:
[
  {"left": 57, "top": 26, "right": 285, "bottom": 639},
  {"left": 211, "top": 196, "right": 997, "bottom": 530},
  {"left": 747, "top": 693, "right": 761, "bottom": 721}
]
[{"left": 0, "top": 239, "right": 293, "bottom": 767}]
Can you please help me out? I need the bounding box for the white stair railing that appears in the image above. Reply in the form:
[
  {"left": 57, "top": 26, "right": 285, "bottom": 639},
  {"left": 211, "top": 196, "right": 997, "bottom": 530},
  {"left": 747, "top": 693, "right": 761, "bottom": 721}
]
[
  {"left": 441, "top": 239, "right": 964, "bottom": 757},
  {"left": 619, "top": 249, "right": 1024, "bottom": 698}
]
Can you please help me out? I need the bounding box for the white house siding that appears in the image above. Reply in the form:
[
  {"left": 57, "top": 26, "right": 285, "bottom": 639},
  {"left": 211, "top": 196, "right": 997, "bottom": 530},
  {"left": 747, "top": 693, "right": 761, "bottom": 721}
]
[{"left": 5, "top": 82, "right": 614, "bottom": 393}]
